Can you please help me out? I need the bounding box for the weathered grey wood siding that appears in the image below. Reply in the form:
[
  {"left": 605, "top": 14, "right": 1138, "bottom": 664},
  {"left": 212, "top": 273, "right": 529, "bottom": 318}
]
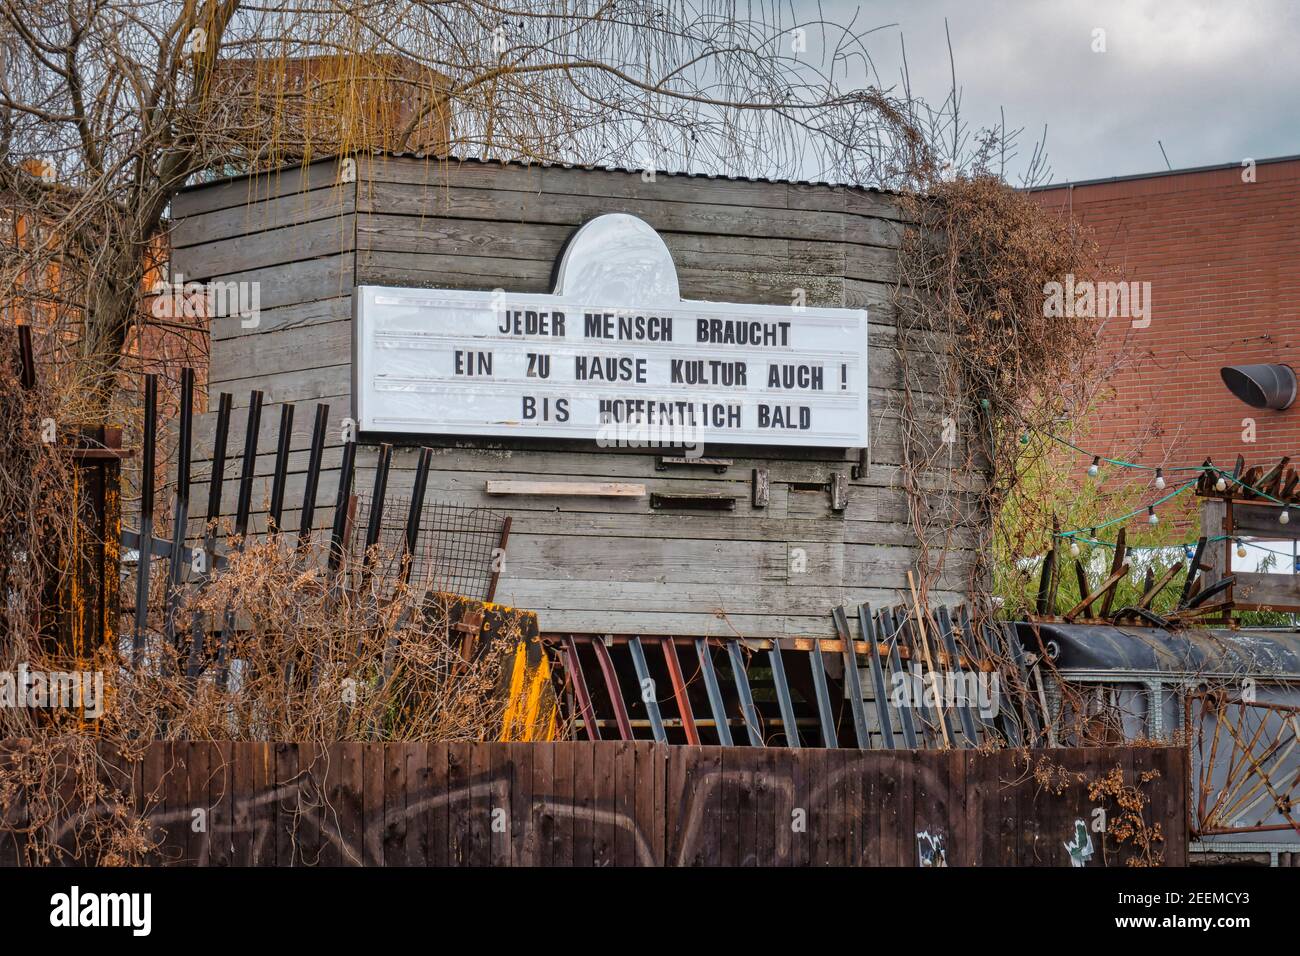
[{"left": 171, "top": 155, "right": 980, "bottom": 637}]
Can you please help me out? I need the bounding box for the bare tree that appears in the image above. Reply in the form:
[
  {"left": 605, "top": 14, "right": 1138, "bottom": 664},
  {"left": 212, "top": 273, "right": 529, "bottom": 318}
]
[{"left": 0, "top": 0, "right": 945, "bottom": 415}]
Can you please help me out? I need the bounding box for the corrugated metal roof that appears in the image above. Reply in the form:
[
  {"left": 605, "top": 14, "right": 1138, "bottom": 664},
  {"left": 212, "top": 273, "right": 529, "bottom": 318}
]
[{"left": 177, "top": 150, "right": 903, "bottom": 196}]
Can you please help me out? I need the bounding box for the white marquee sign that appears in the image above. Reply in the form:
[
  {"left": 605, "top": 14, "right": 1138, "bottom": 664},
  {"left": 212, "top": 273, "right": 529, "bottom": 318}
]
[{"left": 354, "top": 213, "right": 868, "bottom": 448}]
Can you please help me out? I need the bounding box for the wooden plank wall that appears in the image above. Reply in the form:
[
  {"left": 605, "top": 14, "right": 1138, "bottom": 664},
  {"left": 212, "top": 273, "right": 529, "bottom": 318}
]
[
  {"left": 2, "top": 741, "right": 1187, "bottom": 867},
  {"left": 169, "top": 155, "right": 985, "bottom": 636}
]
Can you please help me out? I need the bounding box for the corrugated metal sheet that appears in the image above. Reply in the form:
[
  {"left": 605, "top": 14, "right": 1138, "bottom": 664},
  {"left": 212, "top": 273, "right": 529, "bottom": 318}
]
[
  {"left": 1017, "top": 622, "right": 1300, "bottom": 677},
  {"left": 177, "top": 150, "right": 902, "bottom": 195}
]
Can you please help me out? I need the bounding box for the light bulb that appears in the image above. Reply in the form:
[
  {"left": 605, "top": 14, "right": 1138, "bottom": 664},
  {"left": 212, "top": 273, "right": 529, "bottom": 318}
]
[
  {"left": 1069, "top": 540, "right": 1080, "bottom": 557},
  {"left": 1281, "top": 510, "right": 1290, "bottom": 525},
  {"left": 1147, "top": 507, "right": 1159, "bottom": 526},
  {"left": 1236, "top": 541, "right": 1247, "bottom": 559},
  {"left": 1154, "top": 468, "right": 1165, "bottom": 490},
  {"left": 1216, "top": 476, "right": 1227, "bottom": 492},
  {"left": 1184, "top": 547, "right": 1195, "bottom": 560},
  {"left": 1088, "top": 456, "right": 1101, "bottom": 478}
]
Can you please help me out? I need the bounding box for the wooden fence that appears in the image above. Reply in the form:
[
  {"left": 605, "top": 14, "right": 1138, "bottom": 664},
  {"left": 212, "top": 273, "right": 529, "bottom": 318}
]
[{"left": 1, "top": 741, "right": 1187, "bottom": 866}]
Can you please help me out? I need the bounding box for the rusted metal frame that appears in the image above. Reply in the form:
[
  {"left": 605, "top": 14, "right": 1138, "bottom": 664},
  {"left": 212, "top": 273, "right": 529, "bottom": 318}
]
[
  {"left": 267, "top": 403, "right": 295, "bottom": 533},
  {"left": 660, "top": 637, "right": 700, "bottom": 745},
  {"left": 694, "top": 639, "right": 733, "bottom": 746},
  {"left": 1212, "top": 706, "right": 1300, "bottom": 835},
  {"left": 356, "top": 442, "right": 393, "bottom": 597},
  {"left": 959, "top": 605, "right": 1000, "bottom": 741},
  {"left": 806, "top": 635, "right": 839, "bottom": 748},
  {"left": 352, "top": 444, "right": 393, "bottom": 671},
  {"left": 832, "top": 606, "right": 869, "bottom": 749},
  {"left": 131, "top": 374, "right": 158, "bottom": 666},
  {"left": 1202, "top": 699, "right": 1250, "bottom": 828},
  {"left": 726, "top": 640, "right": 764, "bottom": 746},
  {"left": 216, "top": 390, "right": 263, "bottom": 688},
  {"left": 1063, "top": 563, "right": 1130, "bottom": 621},
  {"left": 904, "top": 575, "right": 956, "bottom": 749},
  {"left": 162, "top": 367, "right": 195, "bottom": 663},
  {"left": 994, "top": 622, "right": 1038, "bottom": 747},
  {"left": 297, "top": 403, "right": 330, "bottom": 549},
  {"left": 187, "top": 392, "right": 232, "bottom": 679},
  {"left": 379, "top": 446, "right": 434, "bottom": 686},
  {"left": 485, "top": 516, "right": 512, "bottom": 603},
  {"left": 880, "top": 608, "right": 918, "bottom": 748},
  {"left": 400, "top": 447, "right": 433, "bottom": 587},
  {"left": 1216, "top": 723, "right": 1299, "bottom": 829},
  {"left": 16, "top": 323, "right": 36, "bottom": 388},
  {"left": 328, "top": 439, "right": 358, "bottom": 573},
  {"left": 893, "top": 606, "right": 942, "bottom": 748},
  {"left": 628, "top": 636, "right": 667, "bottom": 743},
  {"left": 1188, "top": 694, "right": 1300, "bottom": 715},
  {"left": 590, "top": 636, "right": 634, "bottom": 741},
  {"left": 857, "top": 604, "right": 893, "bottom": 749},
  {"left": 766, "top": 639, "right": 801, "bottom": 748},
  {"left": 562, "top": 636, "right": 601, "bottom": 741},
  {"left": 1192, "top": 694, "right": 1224, "bottom": 830},
  {"left": 231, "top": 392, "right": 263, "bottom": 543},
  {"left": 365, "top": 443, "right": 393, "bottom": 551},
  {"left": 936, "top": 605, "right": 979, "bottom": 747},
  {"left": 1206, "top": 701, "right": 1277, "bottom": 826}
]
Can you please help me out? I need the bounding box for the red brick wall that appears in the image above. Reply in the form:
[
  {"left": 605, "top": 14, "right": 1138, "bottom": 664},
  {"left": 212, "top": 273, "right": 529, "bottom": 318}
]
[{"left": 1031, "top": 158, "right": 1300, "bottom": 474}]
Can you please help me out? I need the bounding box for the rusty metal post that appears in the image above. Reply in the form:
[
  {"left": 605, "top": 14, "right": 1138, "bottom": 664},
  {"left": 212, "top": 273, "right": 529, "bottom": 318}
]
[
  {"left": 163, "top": 367, "right": 194, "bottom": 654},
  {"left": 628, "top": 636, "right": 666, "bottom": 743},
  {"left": 694, "top": 639, "right": 733, "bottom": 746},
  {"left": 268, "top": 402, "right": 294, "bottom": 533},
  {"left": 298, "top": 403, "right": 330, "bottom": 549},
  {"left": 590, "top": 637, "right": 633, "bottom": 741},
  {"left": 485, "top": 516, "right": 512, "bottom": 604},
  {"left": 833, "top": 606, "right": 870, "bottom": 749},
  {"left": 660, "top": 638, "right": 700, "bottom": 746},
  {"left": 563, "top": 636, "right": 602, "bottom": 741},
  {"left": 131, "top": 374, "right": 158, "bottom": 665}
]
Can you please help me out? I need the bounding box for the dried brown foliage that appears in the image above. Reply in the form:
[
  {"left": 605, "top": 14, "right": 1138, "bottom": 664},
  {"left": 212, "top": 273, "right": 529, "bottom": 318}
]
[
  {"left": 1, "top": 334, "right": 521, "bottom": 861},
  {"left": 895, "top": 176, "right": 1106, "bottom": 603},
  {"left": 1088, "top": 765, "right": 1166, "bottom": 867}
]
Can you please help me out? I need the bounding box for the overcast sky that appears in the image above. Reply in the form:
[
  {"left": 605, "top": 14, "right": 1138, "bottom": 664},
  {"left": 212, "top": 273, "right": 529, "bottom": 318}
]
[{"left": 812, "top": 0, "right": 1300, "bottom": 184}]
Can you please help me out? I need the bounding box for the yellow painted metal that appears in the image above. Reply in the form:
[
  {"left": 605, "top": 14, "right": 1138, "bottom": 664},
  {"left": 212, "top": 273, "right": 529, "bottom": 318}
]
[
  {"left": 500, "top": 642, "right": 529, "bottom": 740},
  {"left": 520, "top": 653, "right": 551, "bottom": 742},
  {"left": 499, "top": 641, "right": 558, "bottom": 742}
]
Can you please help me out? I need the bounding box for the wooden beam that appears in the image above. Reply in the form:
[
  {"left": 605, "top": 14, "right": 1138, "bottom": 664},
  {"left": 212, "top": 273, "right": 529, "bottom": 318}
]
[
  {"left": 1064, "top": 564, "right": 1130, "bottom": 620},
  {"left": 485, "top": 480, "right": 646, "bottom": 497},
  {"left": 1137, "top": 560, "right": 1184, "bottom": 609}
]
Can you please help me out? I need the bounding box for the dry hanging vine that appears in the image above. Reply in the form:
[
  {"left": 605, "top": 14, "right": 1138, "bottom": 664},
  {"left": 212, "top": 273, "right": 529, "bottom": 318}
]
[{"left": 892, "top": 175, "right": 1109, "bottom": 619}]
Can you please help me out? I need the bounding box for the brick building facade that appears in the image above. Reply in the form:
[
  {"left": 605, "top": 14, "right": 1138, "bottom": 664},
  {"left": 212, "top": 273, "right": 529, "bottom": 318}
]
[{"left": 1031, "top": 155, "right": 1300, "bottom": 472}]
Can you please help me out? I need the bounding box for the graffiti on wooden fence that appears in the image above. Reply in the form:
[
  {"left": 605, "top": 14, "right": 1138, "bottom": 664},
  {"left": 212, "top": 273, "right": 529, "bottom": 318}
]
[{"left": 4, "top": 741, "right": 1188, "bottom": 867}]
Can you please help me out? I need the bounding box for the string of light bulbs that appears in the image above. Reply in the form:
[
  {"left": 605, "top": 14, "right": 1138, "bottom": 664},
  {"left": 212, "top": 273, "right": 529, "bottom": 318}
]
[{"left": 1029, "top": 428, "right": 1294, "bottom": 528}]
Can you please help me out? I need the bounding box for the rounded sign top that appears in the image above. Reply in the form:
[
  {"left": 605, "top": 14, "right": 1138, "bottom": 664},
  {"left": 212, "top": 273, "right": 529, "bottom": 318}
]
[{"left": 552, "top": 213, "right": 681, "bottom": 306}]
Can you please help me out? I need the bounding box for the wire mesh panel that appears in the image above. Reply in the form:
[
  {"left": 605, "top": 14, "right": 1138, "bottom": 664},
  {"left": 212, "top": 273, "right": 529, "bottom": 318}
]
[{"left": 348, "top": 494, "right": 508, "bottom": 600}]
